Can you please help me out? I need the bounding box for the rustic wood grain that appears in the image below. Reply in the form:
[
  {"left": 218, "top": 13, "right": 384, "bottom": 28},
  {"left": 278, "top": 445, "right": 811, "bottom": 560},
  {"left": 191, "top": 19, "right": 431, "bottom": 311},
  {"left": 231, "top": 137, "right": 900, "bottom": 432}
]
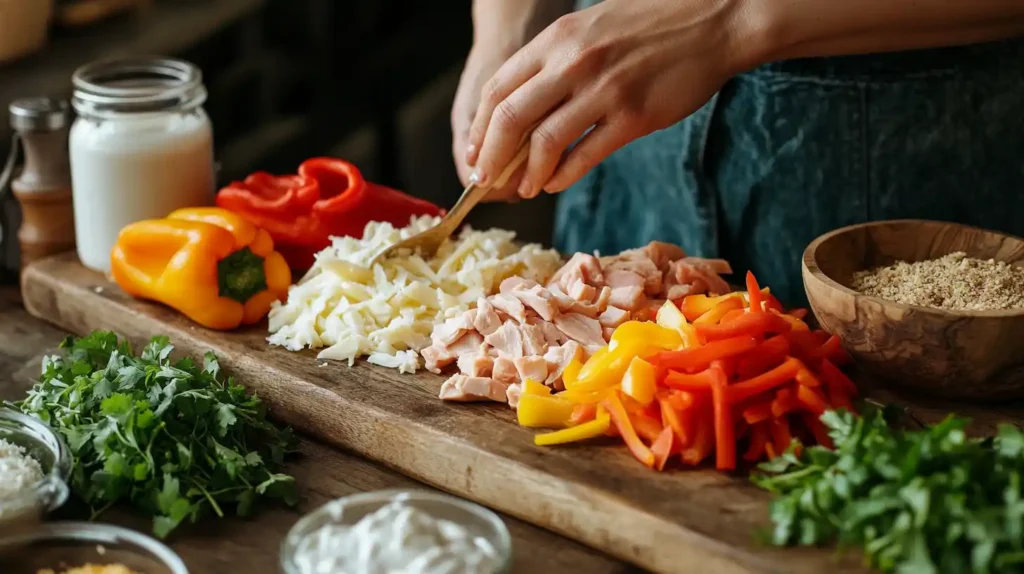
[
  {"left": 803, "top": 219, "right": 1024, "bottom": 400},
  {"left": 0, "top": 286, "right": 635, "bottom": 574},
  {"left": 18, "top": 254, "right": 880, "bottom": 574}
]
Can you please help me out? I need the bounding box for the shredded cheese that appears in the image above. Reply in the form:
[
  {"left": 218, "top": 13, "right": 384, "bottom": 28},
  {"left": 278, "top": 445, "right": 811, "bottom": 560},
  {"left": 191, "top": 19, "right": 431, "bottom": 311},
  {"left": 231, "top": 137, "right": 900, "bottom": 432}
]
[
  {"left": 0, "top": 437, "right": 44, "bottom": 519},
  {"left": 267, "top": 216, "right": 561, "bottom": 371}
]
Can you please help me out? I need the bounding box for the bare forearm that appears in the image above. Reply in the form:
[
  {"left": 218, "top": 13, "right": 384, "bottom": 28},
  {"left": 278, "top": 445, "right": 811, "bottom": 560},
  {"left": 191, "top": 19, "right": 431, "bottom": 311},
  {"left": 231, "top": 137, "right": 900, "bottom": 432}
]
[
  {"left": 740, "top": 0, "right": 1024, "bottom": 67},
  {"left": 472, "top": 0, "right": 574, "bottom": 50}
]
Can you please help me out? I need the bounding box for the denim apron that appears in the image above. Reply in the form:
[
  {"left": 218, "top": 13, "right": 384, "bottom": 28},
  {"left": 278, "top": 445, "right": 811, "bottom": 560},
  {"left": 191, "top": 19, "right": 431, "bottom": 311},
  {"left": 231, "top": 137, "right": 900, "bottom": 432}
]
[{"left": 557, "top": 2, "right": 1024, "bottom": 306}]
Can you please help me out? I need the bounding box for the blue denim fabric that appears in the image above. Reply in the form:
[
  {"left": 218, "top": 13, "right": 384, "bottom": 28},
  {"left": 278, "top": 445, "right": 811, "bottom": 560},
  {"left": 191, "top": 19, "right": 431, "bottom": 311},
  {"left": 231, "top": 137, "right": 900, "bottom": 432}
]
[{"left": 554, "top": 21, "right": 1024, "bottom": 305}]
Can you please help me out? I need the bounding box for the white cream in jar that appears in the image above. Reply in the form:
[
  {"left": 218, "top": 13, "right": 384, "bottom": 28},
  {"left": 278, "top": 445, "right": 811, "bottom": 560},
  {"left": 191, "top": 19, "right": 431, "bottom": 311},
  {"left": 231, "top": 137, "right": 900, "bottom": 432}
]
[{"left": 69, "top": 57, "right": 214, "bottom": 273}]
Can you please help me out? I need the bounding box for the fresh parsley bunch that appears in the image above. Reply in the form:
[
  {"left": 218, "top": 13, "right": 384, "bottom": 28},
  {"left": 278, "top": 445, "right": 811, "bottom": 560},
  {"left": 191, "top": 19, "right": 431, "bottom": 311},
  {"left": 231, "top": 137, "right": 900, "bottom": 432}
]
[
  {"left": 753, "top": 406, "right": 1024, "bottom": 574},
  {"left": 10, "top": 331, "right": 298, "bottom": 537}
]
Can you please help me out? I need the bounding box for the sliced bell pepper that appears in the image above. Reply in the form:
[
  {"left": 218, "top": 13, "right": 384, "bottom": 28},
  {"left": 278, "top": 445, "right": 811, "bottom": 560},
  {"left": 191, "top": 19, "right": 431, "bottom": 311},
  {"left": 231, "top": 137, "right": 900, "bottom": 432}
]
[
  {"left": 826, "top": 384, "right": 857, "bottom": 414},
  {"left": 729, "top": 357, "right": 802, "bottom": 403},
  {"left": 603, "top": 393, "right": 655, "bottom": 468},
  {"left": 805, "top": 334, "right": 848, "bottom": 364},
  {"left": 216, "top": 158, "right": 444, "bottom": 270},
  {"left": 789, "top": 308, "right": 809, "bottom": 320},
  {"left": 796, "top": 385, "right": 828, "bottom": 415},
  {"left": 523, "top": 379, "right": 552, "bottom": 396},
  {"left": 708, "top": 362, "right": 736, "bottom": 471},
  {"left": 111, "top": 207, "right": 291, "bottom": 330},
  {"left": 795, "top": 365, "right": 822, "bottom": 388},
  {"left": 658, "top": 395, "right": 690, "bottom": 448},
  {"left": 651, "top": 336, "right": 758, "bottom": 373},
  {"left": 517, "top": 394, "right": 575, "bottom": 428},
  {"left": 629, "top": 411, "right": 665, "bottom": 443},
  {"left": 534, "top": 412, "right": 610, "bottom": 446},
  {"left": 621, "top": 357, "right": 658, "bottom": 406},
  {"left": 800, "top": 413, "right": 834, "bottom": 449},
  {"left": 819, "top": 357, "right": 859, "bottom": 396},
  {"left": 663, "top": 368, "right": 715, "bottom": 392},
  {"left": 720, "top": 309, "right": 748, "bottom": 325},
  {"left": 736, "top": 336, "right": 790, "bottom": 380},
  {"left": 695, "top": 311, "right": 792, "bottom": 341},
  {"left": 772, "top": 309, "right": 811, "bottom": 333},
  {"left": 569, "top": 403, "right": 597, "bottom": 425},
  {"left": 651, "top": 426, "right": 675, "bottom": 471},
  {"left": 572, "top": 348, "right": 631, "bottom": 392},
  {"left": 744, "top": 422, "right": 770, "bottom": 462},
  {"left": 771, "top": 387, "right": 799, "bottom": 417},
  {"left": 680, "top": 407, "right": 714, "bottom": 466},
  {"left": 770, "top": 416, "right": 794, "bottom": 457},
  {"left": 609, "top": 321, "right": 683, "bottom": 354},
  {"left": 680, "top": 293, "right": 745, "bottom": 322},
  {"left": 745, "top": 271, "right": 764, "bottom": 312},
  {"left": 656, "top": 301, "right": 701, "bottom": 348},
  {"left": 561, "top": 356, "right": 583, "bottom": 388},
  {"left": 742, "top": 400, "right": 774, "bottom": 425},
  {"left": 693, "top": 297, "right": 745, "bottom": 325}
]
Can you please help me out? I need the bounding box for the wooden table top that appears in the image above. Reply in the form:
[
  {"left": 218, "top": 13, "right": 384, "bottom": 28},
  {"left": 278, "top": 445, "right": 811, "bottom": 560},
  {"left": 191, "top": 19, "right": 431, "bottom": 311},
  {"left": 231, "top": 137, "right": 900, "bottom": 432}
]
[{"left": 0, "top": 288, "right": 637, "bottom": 574}]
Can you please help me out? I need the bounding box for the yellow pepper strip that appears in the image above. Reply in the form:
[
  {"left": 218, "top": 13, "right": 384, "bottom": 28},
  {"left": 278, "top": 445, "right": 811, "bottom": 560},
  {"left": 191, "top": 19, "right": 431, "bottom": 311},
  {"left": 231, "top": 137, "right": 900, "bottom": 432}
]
[
  {"left": 620, "top": 357, "right": 656, "bottom": 406},
  {"left": 111, "top": 207, "right": 291, "bottom": 330},
  {"left": 534, "top": 411, "right": 611, "bottom": 446},
  {"left": 517, "top": 394, "right": 576, "bottom": 428},
  {"left": 609, "top": 321, "right": 682, "bottom": 353},
  {"left": 656, "top": 301, "right": 701, "bottom": 348},
  {"left": 561, "top": 357, "right": 583, "bottom": 389},
  {"left": 522, "top": 378, "right": 552, "bottom": 396},
  {"left": 556, "top": 386, "right": 613, "bottom": 405}
]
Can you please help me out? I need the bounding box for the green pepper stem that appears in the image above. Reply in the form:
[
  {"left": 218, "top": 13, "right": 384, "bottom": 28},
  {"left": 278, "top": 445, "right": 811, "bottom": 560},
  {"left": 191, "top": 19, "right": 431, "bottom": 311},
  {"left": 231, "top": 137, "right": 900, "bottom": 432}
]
[{"left": 218, "top": 248, "right": 267, "bottom": 303}]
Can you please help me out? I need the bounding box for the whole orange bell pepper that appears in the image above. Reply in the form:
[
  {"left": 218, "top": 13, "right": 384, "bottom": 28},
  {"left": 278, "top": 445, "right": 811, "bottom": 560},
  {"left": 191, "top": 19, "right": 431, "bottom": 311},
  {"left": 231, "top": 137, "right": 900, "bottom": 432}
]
[{"left": 110, "top": 207, "right": 292, "bottom": 330}]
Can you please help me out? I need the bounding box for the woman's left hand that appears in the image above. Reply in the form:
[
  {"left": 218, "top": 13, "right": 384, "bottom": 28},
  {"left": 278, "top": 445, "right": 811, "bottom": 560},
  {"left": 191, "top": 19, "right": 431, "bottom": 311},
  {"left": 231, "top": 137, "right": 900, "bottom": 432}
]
[{"left": 464, "top": 0, "right": 761, "bottom": 199}]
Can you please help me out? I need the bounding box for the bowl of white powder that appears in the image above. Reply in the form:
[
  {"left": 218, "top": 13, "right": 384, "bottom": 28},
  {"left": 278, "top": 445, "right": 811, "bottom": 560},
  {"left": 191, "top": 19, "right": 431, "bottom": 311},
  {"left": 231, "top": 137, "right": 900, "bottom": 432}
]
[
  {"left": 280, "top": 489, "right": 512, "bottom": 574},
  {"left": 0, "top": 408, "right": 71, "bottom": 525}
]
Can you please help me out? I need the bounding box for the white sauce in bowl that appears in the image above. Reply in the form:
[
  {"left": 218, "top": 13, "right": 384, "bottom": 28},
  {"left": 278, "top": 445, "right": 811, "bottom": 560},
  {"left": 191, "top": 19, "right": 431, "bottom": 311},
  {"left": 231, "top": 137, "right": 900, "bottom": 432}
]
[{"left": 292, "top": 498, "right": 502, "bottom": 574}]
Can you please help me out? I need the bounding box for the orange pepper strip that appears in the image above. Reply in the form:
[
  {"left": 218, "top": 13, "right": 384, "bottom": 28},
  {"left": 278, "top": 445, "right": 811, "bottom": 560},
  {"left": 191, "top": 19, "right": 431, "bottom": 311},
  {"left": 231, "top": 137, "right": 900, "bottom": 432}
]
[
  {"left": 797, "top": 385, "right": 829, "bottom": 415},
  {"left": 680, "top": 293, "right": 744, "bottom": 322},
  {"left": 663, "top": 369, "right": 715, "bottom": 392},
  {"left": 746, "top": 271, "right": 764, "bottom": 313},
  {"left": 694, "top": 297, "right": 745, "bottom": 325},
  {"left": 651, "top": 336, "right": 758, "bottom": 372},
  {"left": 569, "top": 404, "right": 597, "bottom": 425},
  {"left": 651, "top": 426, "right": 675, "bottom": 471},
  {"left": 741, "top": 400, "right": 774, "bottom": 425},
  {"left": 680, "top": 406, "right": 714, "bottom": 466},
  {"left": 658, "top": 395, "right": 690, "bottom": 448},
  {"left": 736, "top": 336, "right": 790, "bottom": 380},
  {"left": 709, "top": 361, "right": 736, "bottom": 471},
  {"left": 730, "top": 357, "right": 802, "bottom": 403},
  {"left": 771, "top": 387, "right": 799, "bottom": 417},
  {"left": 603, "top": 393, "right": 655, "bottom": 468},
  {"left": 819, "top": 358, "right": 859, "bottom": 396},
  {"left": 772, "top": 309, "right": 811, "bottom": 333},
  {"left": 770, "top": 416, "right": 794, "bottom": 457},
  {"left": 744, "top": 422, "right": 770, "bottom": 461},
  {"left": 720, "top": 309, "right": 748, "bottom": 324},
  {"left": 629, "top": 411, "right": 664, "bottom": 443},
  {"left": 789, "top": 308, "right": 809, "bottom": 320},
  {"left": 664, "top": 390, "right": 695, "bottom": 411},
  {"left": 795, "top": 365, "right": 822, "bottom": 388},
  {"left": 695, "top": 311, "right": 792, "bottom": 341},
  {"left": 800, "top": 413, "right": 835, "bottom": 449}
]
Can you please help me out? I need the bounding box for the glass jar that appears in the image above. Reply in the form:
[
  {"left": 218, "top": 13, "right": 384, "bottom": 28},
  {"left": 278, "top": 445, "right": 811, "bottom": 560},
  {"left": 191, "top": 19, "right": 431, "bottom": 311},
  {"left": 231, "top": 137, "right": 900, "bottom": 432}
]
[{"left": 69, "top": 57, "right": 214, "bottom": 273}]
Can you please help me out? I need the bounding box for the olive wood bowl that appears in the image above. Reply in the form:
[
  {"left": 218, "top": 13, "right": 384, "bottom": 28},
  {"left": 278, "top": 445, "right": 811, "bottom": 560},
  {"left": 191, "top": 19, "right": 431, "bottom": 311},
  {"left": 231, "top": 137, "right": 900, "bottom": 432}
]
[{"left": 802, "top": 219, "right": 1024, "bottom": 401}]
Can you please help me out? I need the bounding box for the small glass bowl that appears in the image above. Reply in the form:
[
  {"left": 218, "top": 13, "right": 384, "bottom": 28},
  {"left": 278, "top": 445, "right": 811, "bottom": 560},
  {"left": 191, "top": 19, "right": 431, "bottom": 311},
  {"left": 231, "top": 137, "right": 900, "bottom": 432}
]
[
  {"left": 280, "top": 489, "right": 513, "bottom": 574},
  {"left": 0, "top": 521, "right": 188, "bottom": 573},
  {"left": 0, "top": 408, "right": 71, "bottom": 525}
]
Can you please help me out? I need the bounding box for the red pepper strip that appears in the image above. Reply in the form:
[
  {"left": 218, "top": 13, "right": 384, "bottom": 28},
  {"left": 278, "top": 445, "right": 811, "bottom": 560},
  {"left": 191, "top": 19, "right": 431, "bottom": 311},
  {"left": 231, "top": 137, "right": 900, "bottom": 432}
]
[
  {"left": 662, "top": 389, "right": 695, "bottom": 412},
  {"left": 658, "top": 395, "right": 691, "bottom": 448},
  {"left": 770, "top": 416, "right": 794, "bottom": 457},
  {"left": 797, "top": 384, "right": 828, "bottom": 415},
  {"left": 663, "top": 369, "right": 714, "bottom": 392},
  {"left": 651, "top": 426, "right": 675, "bottom": 471},
  {"left": 695, "top": 312, "right": 792, "bottom": 341},
  {"left": 819, "top": 358, "right": 858, "bottom": 396},
  {"left": 826, "top": 385, "right": 857, "bottom": 414},
  {"left": 651, "top": 336, "right": 758, "bottom": 372},
  {"left": 720, "top": 309, "right": 747, "bottom": 324},
  {"left": 764, "top": 294, "right": 784, "bottom": 314},
  {"left": 730, "top": 357, "right": 802, "bottom": 403},
  {"left": 603, "top": 394, "right": 655, "bottom": 468},
  {"left": 789, "top": 308, "right": 809, "bottom": 320},
  {"left": 742, "top": 400, "right": 774, "bottom": 425},
  {"left": 680, "top": 407, "right": 715, "bottom": 466},
  {"left": 800, "top": 413, "right": 834, "bottom": 449},
  {"left": 736, "top": 336, "right": 790, "bottom": 380},
  {"left": 746, "top": 271, "right": 764, "bottom": 313},
  {"left": 569, "top": 404, "right": 597, "bottom": 425},
  {"left": 807, "top": 335, "right": 845, "bottom": 363},
  {"left": 771, "top": 387, "right": 799, "bottom": 417},
  {"left": 745, "top": 422, "right": 770, "bottom": 462},
  {"left": 785, "top": 329, "right": 821, "bottom": 359},
  {"left": 694, "top": 297, "right": 745, "bottom": 325},
  {"left": 709, "top": 361, "right": 736, "bottom": 471},
  {"left": 795, "top": 365, "right": 822, "bottom": 388},
  {"left": 630, "top": 411, "right": 665, "bottom": 443}
]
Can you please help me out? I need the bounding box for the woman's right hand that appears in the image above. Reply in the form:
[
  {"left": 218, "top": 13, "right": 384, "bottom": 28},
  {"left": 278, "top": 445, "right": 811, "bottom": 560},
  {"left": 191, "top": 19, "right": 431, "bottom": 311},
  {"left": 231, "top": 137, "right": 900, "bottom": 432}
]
[{"left": 451, "top": 44, "right": 522, "bottom": 201}]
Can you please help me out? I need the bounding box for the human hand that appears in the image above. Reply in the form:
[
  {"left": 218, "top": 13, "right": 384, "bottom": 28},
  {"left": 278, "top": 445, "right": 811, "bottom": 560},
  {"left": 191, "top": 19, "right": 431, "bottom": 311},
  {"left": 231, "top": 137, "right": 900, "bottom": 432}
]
[
  {"left": 465, "top": 0, "right": 760, "bottom": 198},
  {"left": 451, "top": 44, "right": 523, "bottom": 202}
]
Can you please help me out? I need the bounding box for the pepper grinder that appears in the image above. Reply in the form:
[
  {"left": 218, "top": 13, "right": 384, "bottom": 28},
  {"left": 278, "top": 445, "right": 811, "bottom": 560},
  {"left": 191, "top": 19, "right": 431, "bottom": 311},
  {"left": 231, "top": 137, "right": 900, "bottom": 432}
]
[{"left": 0, "top": 98, "right": 76, "bottom": 271}]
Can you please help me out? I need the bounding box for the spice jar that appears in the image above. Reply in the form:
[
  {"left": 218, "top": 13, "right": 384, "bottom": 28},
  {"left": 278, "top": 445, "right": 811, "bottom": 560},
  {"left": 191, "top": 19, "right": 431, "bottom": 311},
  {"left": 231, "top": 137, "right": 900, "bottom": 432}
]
[
  {"left": 70, "top": 56, "right": 214, "bottom": 274},
  {"left": 0, "top": 98, "right": 76, "bottom": 272}
]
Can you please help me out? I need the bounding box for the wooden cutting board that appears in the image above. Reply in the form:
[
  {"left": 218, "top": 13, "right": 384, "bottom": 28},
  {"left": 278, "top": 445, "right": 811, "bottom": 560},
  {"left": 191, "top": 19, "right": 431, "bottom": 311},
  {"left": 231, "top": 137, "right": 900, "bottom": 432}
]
[{"left": 21, "top": 253, "right": 1015, "bottom": 574}]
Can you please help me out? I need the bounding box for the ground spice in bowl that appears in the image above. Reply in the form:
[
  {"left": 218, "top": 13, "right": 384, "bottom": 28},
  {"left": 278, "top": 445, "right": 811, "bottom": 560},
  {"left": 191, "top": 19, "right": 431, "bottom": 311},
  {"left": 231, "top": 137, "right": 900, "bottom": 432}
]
[{"left": 851, "top": 252, "right": 1024, "bottom": 311}]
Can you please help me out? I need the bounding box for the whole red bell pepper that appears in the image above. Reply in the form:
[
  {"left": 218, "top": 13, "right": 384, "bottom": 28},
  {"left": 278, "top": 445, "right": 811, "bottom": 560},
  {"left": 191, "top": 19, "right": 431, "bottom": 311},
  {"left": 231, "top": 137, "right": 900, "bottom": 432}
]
[{"left": 216, "top": 158, "right": 444, "bottom": 270}]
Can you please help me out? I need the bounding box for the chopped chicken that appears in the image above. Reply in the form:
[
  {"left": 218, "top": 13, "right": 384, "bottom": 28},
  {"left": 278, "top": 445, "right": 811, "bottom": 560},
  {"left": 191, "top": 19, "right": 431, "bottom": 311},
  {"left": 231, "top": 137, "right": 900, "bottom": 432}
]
[
  {"left": 457, "top": 353, "right": 494, "bottom": 378},
  {"left": 553, "top": 313, "right": 605, "bottom": 352},
  {"left": 485, "top": 321, "right": 524, "bottom": 358},
  {"left": 506, "top": 383, "right": 523, "bottom": 409},
  {"left": 514, "top": 356, "right": 548, "bottom": 384},
  {"left": 598, "top": 306, "right": 629, "bottom": 328},
  {"left": 439, "top": 375, "right": 509, "bottom": 403},
  {"left": 472, "top": 298, "right": 502, "bottom": 336},
  {"left": 492, "top": 356, "right": 518, "bottom": 385}
]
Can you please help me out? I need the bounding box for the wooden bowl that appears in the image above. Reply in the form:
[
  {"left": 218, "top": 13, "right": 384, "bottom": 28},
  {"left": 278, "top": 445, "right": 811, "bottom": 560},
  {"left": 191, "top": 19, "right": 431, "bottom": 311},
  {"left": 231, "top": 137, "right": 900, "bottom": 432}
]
[{"left": 802, "top": 220, "right": 1024, "bottom": 401}]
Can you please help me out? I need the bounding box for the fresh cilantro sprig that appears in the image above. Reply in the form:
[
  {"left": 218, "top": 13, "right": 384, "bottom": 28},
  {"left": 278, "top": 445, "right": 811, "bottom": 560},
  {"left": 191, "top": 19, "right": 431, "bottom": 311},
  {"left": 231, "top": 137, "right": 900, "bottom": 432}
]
[
  {"left": 9, "top": 331, "right": 298, "bottom": 538},
  {"left": 753, "top": 406, "right": 1024, "bottom": 573}
]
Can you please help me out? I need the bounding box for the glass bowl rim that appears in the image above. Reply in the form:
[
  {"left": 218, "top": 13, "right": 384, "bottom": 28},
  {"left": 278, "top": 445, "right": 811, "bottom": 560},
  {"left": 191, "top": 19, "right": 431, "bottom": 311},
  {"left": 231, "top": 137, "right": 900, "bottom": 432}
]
[{"left": 0, "top": 407, "right": 72, "bottom": 514}]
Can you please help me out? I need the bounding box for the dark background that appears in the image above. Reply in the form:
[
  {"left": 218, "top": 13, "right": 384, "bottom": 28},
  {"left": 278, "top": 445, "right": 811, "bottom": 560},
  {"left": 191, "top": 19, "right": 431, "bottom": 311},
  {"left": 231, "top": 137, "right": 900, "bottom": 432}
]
[{"left": 0, "top": 0, "right": 559, "bottom": 283}]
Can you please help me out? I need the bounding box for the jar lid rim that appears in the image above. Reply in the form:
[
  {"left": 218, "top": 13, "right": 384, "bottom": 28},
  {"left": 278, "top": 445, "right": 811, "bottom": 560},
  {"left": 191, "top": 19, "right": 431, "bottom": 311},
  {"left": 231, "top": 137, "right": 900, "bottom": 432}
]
[{"left": 71, "top": 57, "right": 204, "bottom": 113}]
